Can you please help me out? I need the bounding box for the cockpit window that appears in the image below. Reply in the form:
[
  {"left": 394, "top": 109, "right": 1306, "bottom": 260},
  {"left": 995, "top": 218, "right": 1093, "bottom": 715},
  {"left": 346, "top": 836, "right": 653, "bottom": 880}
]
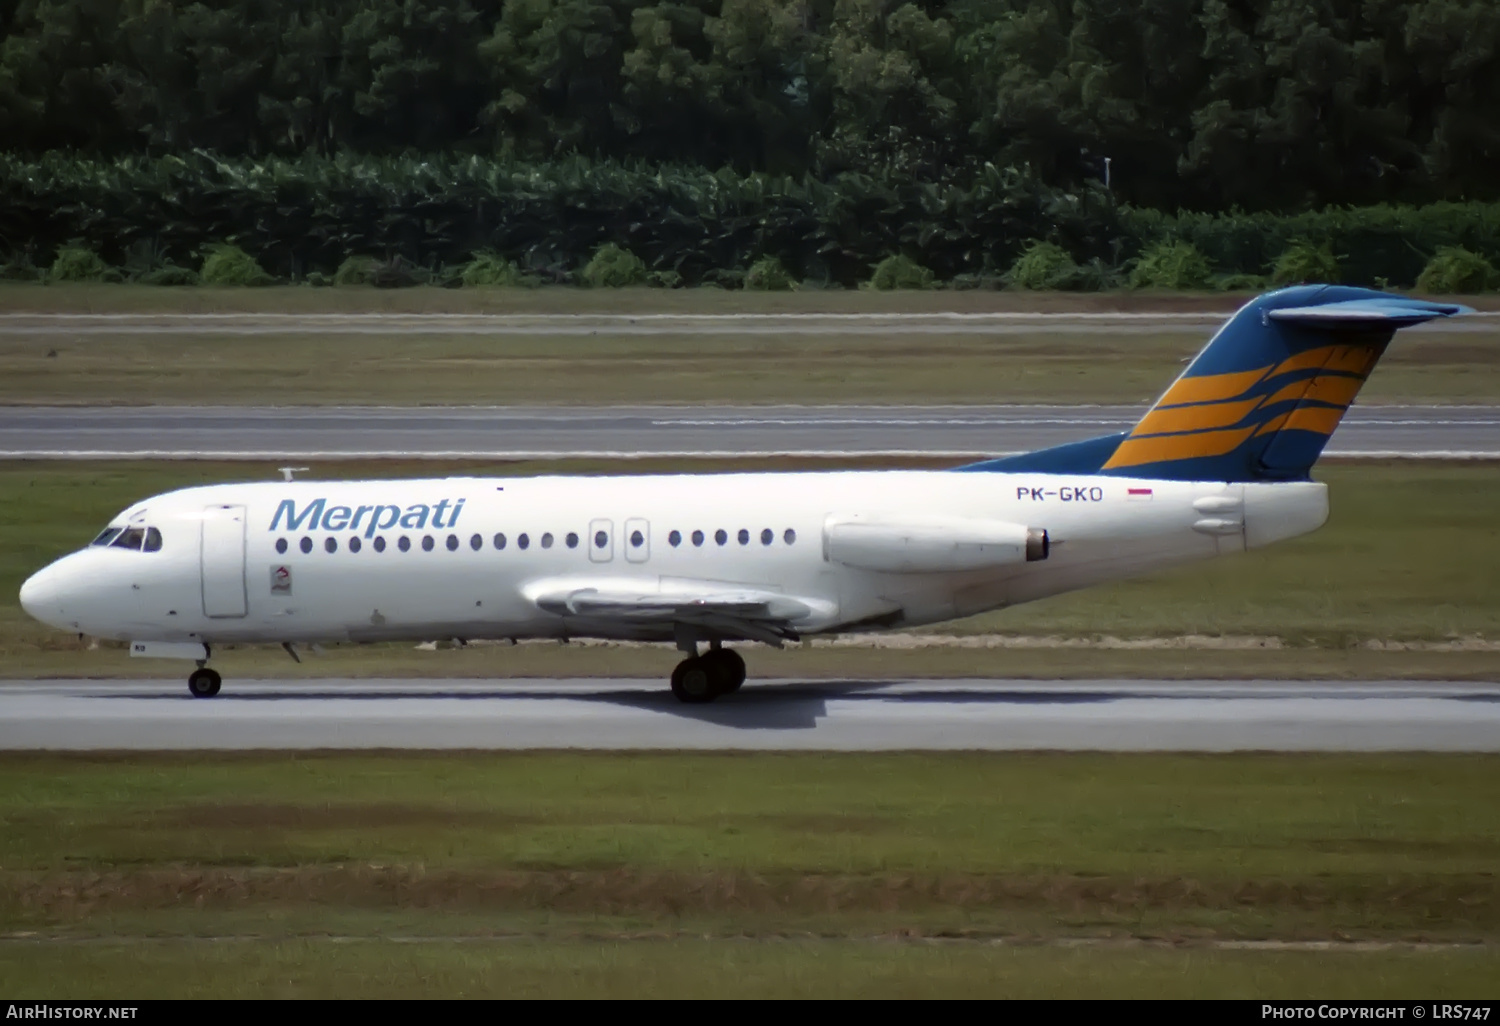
[
  {"left": 143, "top": 527, "right": 162, "bottom": 552},
  {"left": 91, "top": 527, "right": 123, "bottom": 547},
  {"left": 110, "top": 527, "right": 146, "bottom": 551}
]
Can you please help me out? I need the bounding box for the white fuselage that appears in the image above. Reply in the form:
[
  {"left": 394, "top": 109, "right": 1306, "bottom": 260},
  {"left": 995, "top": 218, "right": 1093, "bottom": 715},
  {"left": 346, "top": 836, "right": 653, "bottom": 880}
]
[{"left": 19, "top": 469, "right": 1328, "bottom": 649}]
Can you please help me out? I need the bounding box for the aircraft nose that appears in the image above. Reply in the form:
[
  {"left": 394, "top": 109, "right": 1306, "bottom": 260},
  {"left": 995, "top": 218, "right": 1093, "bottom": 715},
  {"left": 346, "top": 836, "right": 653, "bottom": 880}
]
[{"left": 19, "top": 564, "right": 64, "bottom": 626}]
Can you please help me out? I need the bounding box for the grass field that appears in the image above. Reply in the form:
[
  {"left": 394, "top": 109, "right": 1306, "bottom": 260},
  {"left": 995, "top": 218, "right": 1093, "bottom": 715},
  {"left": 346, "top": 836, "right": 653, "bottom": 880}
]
[
  {"left": 6, "top": 942, "right": 1496, "bottom": 999},
  {"left": 1, "top": 459, "right": 1497, "bottom": 681},
  {"left": 1, "top": 751, "right": 1496, "bottom": 997},
  {"left": 6, "top": 282, "right": 1500, "bottom": 315},
  {"left": 2, "top": 284, "right": 1496, "bottom": 405}
]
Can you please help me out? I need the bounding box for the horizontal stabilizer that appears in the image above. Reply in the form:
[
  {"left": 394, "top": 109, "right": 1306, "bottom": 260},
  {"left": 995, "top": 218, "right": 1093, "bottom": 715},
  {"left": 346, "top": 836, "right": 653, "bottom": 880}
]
[{"left": 1267, "top": 298, "right": 1472, "bottom": 329}]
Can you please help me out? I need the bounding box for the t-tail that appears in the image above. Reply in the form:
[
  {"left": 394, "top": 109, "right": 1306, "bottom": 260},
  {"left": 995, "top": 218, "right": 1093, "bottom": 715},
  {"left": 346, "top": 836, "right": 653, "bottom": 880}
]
[{"left": 962, "top": 286, "right": 1471, "bottom": 481}]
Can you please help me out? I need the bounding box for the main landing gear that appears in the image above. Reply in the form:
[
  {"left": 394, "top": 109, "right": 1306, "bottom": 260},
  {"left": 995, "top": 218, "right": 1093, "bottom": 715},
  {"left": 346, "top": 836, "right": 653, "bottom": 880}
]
[
  {"left": 670, "top": 647, "right": 747, "bottom": 704},
  {"left": 187, "top": 666, "right": 222, "bottom": 698}
]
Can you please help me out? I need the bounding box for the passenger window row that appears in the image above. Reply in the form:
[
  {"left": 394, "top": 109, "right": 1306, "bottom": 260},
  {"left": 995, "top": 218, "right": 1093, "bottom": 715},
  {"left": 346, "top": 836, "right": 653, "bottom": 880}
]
[
  {"left": 272, "top": 526, "right": 797, "bottom": 556},
  {"left": 274, "top": 531, "right": 581, "bottom": 556},
  {"left": 668, "top": 528, "right": 796, "bottom": 548}
]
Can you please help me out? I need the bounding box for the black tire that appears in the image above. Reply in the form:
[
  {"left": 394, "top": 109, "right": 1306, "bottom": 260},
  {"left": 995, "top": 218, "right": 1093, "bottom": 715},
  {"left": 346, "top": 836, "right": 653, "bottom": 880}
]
[
  {"left": 706, "top": 648, "right": 747, "bottom": 693},
  {"left": 188, "top": 668, "right": 222, "bottom": 698},
  {"left": 670, "top": 656, "right": 721, "bottom": 704}
]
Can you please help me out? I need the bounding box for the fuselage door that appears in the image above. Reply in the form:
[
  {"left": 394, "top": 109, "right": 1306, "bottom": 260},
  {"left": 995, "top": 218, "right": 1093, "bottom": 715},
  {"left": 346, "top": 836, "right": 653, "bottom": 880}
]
[
  {"left": 201, "top": 504, "right": 248, "bottom": 618},
  {"left": 624, "top": 518, "right": 650, "bottom": 563},
  {"left": 588, "top": 518, "right": 614, "bottom": 563}
]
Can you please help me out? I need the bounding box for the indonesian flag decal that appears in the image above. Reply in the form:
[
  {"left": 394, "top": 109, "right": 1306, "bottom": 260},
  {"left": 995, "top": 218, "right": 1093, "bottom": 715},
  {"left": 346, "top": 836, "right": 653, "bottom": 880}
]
[{"left": 1127, "top": 487, "right": 1154, "bottom": 500}]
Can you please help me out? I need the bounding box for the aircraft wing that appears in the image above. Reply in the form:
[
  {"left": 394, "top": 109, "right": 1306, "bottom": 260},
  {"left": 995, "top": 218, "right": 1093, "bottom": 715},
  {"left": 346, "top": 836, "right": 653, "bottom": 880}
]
[{"left": 522, "top": 577, "right": 834, "bottom": 646}]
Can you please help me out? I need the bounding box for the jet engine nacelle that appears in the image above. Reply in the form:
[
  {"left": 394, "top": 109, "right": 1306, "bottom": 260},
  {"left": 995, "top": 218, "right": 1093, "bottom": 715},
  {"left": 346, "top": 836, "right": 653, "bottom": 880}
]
[{"left": 823, "top": 514, "right": 1048, "bottom": 574}]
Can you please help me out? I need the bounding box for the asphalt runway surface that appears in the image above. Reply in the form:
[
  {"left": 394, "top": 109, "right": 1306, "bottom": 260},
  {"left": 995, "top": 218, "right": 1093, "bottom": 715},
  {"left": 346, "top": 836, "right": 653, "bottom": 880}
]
[
  {"left": 4, "top": 403, "right": 1498, "bottom": 458},
  {"left": 2, "top": 678, "right": 1497, "bottom": 751}
]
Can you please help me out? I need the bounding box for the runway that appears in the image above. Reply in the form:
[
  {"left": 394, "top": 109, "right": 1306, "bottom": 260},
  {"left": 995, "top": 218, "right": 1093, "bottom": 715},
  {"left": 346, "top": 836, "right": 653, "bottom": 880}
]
[
  {"left": 3, "top": 678, "right": 1497, "bottom": 751},
  {"left": 4, "top": 404, "right": 1498, "bottom": 459}
]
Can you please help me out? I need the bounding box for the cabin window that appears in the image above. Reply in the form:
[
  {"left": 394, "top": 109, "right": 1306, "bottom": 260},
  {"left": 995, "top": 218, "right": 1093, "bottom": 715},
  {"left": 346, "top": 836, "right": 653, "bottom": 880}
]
[
  {"left": 374, "top": 537, "right": 386, "bottom": 553},
  {"left": 398, "top": 536, "right": 411, "bottom": 552},
  {"left": 470, "top": 534, "right": 482, "bottom": 551},
  {"left": 541, "top": 533, "right": 554, "bottom": 549},
  {"left": 422, "top": 536, "right": 435, "bottom": 552},
  {"left": 301, "top": 537, "right": 314, "bottom": 554},
  {"left": 325, "top": 537, "right": 337, "bottom": 553},
  {"left": 714, "top": 529, "right": 727, "bottom": 546},
  {"left": 784, "top": 528, "right": 796, "bottom": 545},
  {"left": 493, "top": 533, "right": 507, "bottom": 550},
  {"left": 691, "top": 530, "right": 704, "bottom": 547},
  {"left": 668, "top": 530, "right": 681, "bottom": 547},
  {"left": 275, "top": 538, "right": 288, "bottom": 554},
  {"left": 594, "top": 531, "right": 607, "bottom": 549},
  {"left": 760, "top": 528, "right": 773, "bottom": 546},
  {"left": 737, "top": 529, "right": 749, "bottom": 545},
  {"left": 566, "top": 532, "right": 579, "bottom": 549},
  {"left": 349, "top": 537, "right": 362, "bottom": 553},
  {"left": 518, "top": 533, "right": 530, "bottom": 550},
  {"left": 91, "top": 527, "right": 122, "bottom": 547},
  {"left": 446, "top": 534, "right": 459, "bottom": 551}
]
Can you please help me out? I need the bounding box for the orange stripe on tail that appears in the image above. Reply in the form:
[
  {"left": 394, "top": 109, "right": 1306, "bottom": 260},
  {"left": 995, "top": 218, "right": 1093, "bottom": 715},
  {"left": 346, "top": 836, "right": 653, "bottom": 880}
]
[{"left": 1102, "top": 425, "right": 1258, "bottom": 470}]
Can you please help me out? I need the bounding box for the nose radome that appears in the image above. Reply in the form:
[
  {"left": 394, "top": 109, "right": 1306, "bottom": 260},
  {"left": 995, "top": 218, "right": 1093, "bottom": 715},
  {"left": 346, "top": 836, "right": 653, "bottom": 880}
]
[{"left": 19, "top": 565, "right": 61, "bottom": 624}]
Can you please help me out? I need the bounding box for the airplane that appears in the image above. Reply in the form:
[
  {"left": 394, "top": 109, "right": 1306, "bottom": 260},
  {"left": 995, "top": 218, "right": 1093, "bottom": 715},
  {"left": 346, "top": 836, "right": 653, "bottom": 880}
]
[{"left": 18, "top": 285, "right": 1469, "bottom": 703}]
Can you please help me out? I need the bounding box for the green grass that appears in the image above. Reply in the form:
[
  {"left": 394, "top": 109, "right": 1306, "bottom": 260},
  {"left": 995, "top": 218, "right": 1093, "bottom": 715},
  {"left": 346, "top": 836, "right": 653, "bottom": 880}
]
[
  {"left": 3, "top": 941, "right": 1495, "bottom": 999},
  {"left": 1, "top": 751, "right": 1497, "bottom": 997},
  {"left": 1, "top": 460, "right": 1498, "bottom": 680},
  {"left": 0, "top": 282, "right": 1319, "bottom": 314},
  {"left": 3, "top": 329, "right": 1493, "bottom": 406},
  {"left": 5, "top": 282, "right": 1499, "bottom": 315},
  {"left": 10, "top": 752, "right": 1496, "bottom": 881},
  {"left": 4, "top": 329, "right": 1216, "bottom": 406},
  {"left": 2, "top": 284, "right": 1496, "bottom": 405}
]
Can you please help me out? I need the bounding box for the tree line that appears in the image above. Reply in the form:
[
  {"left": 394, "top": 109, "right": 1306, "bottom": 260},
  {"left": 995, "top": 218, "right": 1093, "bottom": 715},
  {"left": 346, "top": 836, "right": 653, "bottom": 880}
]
[
  {"left": 1, "top": 0, "right": 1497, "bottom": 213},
  {"left": 5, "top": 153, "right": 1498, "bottom": 289}
]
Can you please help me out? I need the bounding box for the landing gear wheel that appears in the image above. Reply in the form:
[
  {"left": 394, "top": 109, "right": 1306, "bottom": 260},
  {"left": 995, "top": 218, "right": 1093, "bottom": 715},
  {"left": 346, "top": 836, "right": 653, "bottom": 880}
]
[
  {"left": 187, "top": 667, "right": 222, "bottom": 698},
  {"left": 671, "top": 656, "right": 724, "bottom": 704},
  {"left": 704, "top": 649, "right": 746, "bottom": 694}
]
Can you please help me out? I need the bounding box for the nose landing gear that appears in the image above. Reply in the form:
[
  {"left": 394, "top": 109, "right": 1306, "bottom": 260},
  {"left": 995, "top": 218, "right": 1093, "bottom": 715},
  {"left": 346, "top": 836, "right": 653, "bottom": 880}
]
[
  {"left": 669, "top": 647, "right": 747, "bottom": 704},
  {"left": 187, "top": 667, "right": 222, "bottom": 698}
]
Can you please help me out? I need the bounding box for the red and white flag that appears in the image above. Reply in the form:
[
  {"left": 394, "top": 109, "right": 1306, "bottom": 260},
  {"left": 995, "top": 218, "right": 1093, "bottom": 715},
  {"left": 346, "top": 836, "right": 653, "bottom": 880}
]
[{"left": 1127, "top": 487, "right": 1154, "bottom": 501}]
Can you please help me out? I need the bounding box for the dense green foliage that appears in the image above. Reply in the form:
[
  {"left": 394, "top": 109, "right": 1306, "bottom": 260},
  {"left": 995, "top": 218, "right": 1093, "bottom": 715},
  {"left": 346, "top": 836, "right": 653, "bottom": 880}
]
[
  {"left": 745, "top": 256, "right": 795, "bottom": 290},
  {"left": 2, "top": 153, "right": 1499, "bottom": 289},
  {"left": 199, "top": 243, "right": 273, "bottom": 286},
  {"left": 0, "top": 152, "right": 1123, "bottom": 286},
  {"left": 581, "top": 243, "right": 649, "bottom": 287},
  {"left": 460, "top": 252, "right": 534, "bottom": 287},
  {"left": 1007, "top": 241, "right": 1079, "bottom": 290},
  {"left": 1270, "top": 240, "right": 1341, "bottom": 287},
  {"left": 1128, "top": 240, "right": 1213, "bottom": 290},
  {"left": 868, "top": 254, "right": 934, "bottom": 289},
  {"left": 1416, "top": 247, "right": 1500, "bottom": 294},
  {"left": 46, "top": 244, "right": 115, "bottom": 283},
  {"left": 1, "top": 0, "right": 1497, "bottom": 213}
]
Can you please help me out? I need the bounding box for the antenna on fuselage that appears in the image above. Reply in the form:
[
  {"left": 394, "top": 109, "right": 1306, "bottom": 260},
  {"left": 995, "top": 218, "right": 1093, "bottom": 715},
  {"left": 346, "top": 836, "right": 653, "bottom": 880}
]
[{"left": 278, "top": 467, "right": 310, "bottom": 482}]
